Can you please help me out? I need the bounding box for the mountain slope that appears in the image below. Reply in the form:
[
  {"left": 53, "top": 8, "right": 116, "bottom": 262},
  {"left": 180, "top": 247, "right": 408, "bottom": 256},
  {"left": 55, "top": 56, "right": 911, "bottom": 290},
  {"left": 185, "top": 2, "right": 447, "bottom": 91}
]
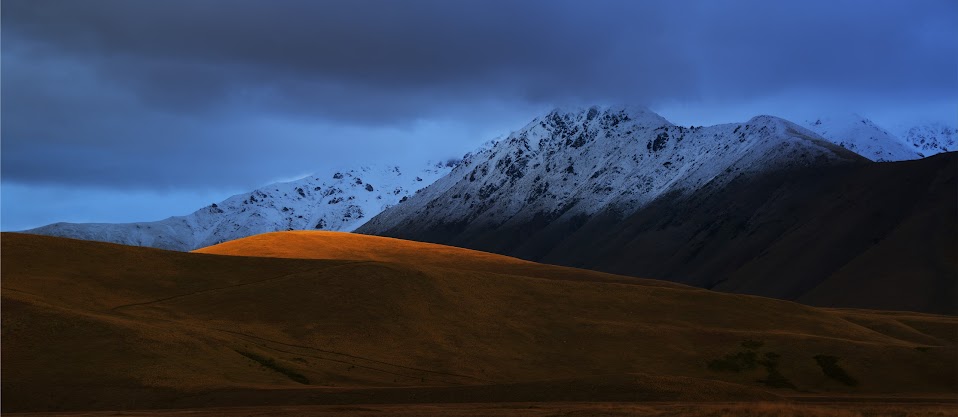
[
  {"left": 357, "top": 107, "right": 956, "bottom": 314},
  {"left": 23, "top": 162, "right": 454, "bottom": 251},
  {"left": 803, "top": 114, "right": 922, "bottom": 162},
  {"left": 3, "top": 232, "right": 956, "bottom": 412}
]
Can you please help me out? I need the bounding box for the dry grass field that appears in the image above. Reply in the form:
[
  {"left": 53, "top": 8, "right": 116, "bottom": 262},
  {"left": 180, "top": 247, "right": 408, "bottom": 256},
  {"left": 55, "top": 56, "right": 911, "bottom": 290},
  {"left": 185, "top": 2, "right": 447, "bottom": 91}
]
[
  {"left": 5, "top": 402, "right": 957, "bottom": 417},
  {"left": 3, "top": 231, "right": 956, "bottom": 414}
]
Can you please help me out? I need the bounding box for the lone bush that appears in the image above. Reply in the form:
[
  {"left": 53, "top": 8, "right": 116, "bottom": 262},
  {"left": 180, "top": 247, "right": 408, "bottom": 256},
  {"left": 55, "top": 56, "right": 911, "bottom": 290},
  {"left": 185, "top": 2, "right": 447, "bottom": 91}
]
[
  {"left": 236, "top": 350, "right": 309, "bottom": 385},
  {"left": 813, "top": 355, "right": 858, "bottom": 386}
]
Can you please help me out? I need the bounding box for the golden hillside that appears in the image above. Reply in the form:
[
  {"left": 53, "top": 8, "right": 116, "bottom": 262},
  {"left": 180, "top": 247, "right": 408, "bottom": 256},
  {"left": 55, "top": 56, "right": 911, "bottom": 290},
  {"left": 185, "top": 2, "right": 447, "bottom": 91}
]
[{"left": 3, "top": 232, "right": 956, "bottom": 413}]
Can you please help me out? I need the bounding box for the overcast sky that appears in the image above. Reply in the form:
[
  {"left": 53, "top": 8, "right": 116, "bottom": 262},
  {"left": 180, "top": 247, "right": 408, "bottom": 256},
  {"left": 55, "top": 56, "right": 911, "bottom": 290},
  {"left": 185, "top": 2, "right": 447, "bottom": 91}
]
[{"left": 2, "top": 0, "right": 956, "bottom": 230}]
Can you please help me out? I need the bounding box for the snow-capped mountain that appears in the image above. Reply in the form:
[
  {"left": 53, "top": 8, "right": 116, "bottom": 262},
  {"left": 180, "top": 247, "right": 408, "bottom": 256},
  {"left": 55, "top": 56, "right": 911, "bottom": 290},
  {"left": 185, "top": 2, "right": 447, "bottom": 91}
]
[
  {"left": 355, "top": 107, "right": 954, "bottom": 312},
  {"left": 898, "top": 122, "right": 957, "bottom": 156},
  {"left": 25, "top": 105, "right": 949, "bottom": 255},
  {"left": 25, "top": 162, "right": 455, "bottom": 251},
  {"left": 803, "top": 114, "right": 922, "bottom": 162},
  {"left": 357, "top": 105, "right": 864, "bottom": 238}
]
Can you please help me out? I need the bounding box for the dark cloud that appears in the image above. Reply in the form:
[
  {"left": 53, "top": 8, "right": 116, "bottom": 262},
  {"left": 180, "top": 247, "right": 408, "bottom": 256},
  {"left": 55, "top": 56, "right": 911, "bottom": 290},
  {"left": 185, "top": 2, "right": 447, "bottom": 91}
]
[
  {"left": 2, "top": 0, "right": 684, "bottom": 122},
  {"left": 2, "top": 0, "right": 956, "bottom": 192}
]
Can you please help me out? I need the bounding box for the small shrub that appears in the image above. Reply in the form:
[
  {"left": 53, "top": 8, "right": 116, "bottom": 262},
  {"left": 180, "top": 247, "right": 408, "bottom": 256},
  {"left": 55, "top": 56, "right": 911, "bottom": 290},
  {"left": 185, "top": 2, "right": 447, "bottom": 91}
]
[
  {"left": 741, "top": 339, "right": 765, "bottom": 350},
  {"left": 709, "top": 341, "right": 796, "bottom": 390},
  {"left": 757, "top": 351, "right": 795, "bottom": 389},
  {"left": 759, "top": 366, "right": 796, "bottom": 389},
  {"left": 708, "top": 350, "right": 758, "bottom": 372},
  {"left": 235, "top": 350, "right": 309, "bottom": 385},
  {"left": 813, "top": 355, "right": 858, "bottom": 386}
]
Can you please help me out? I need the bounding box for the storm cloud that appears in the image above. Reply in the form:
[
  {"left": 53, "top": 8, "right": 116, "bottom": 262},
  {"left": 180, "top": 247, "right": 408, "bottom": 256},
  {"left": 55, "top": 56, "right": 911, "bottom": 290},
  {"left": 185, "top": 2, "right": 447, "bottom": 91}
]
[{"left": 1, "top": 0, "right": 955, "bottom": 228}]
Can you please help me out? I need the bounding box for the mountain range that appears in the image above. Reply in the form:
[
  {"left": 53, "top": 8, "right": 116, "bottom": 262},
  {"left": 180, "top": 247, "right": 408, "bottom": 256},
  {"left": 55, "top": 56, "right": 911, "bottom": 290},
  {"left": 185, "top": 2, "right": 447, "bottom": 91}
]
[
  {"left": 357, "top": 106, "right": 957, "bottom": 313},
  {"left": 21, "top": 106, "right": 957, "bottom": 313},
  {"left": 25, "top": 162, "right": 454, "bottom": 251},
  {"left": 24, "top": 110, "right": 951, "bottom": 247}
]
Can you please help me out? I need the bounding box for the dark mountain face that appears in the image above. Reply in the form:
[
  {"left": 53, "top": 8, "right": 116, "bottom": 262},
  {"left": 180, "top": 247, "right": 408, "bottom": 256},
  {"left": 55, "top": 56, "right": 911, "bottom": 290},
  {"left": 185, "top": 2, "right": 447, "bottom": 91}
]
[
  {"left": 359, "top": 107, "right": 956, "bottom": 314},
  {"left": 534, "top": 152, "right": 958, "bottom": 314}
]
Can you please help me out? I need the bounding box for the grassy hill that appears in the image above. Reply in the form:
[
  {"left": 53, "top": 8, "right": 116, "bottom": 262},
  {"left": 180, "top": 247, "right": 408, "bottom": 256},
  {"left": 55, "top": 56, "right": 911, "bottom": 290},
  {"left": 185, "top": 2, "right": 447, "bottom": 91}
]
[{"left": 3, "top": 232, "right": 955, "bottom": 413}]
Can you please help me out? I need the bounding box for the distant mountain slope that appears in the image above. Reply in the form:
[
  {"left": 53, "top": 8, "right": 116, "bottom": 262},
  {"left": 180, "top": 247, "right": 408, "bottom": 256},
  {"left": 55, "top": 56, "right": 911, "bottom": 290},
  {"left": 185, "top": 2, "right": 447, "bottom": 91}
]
[
  {"left": 24, "top": 163, "right": 454, "bottom": 251},
  {"left": 358, "top": 107, "right": 956, "bottom": 314},
  {"left": 803, "top": 114, "right": 922, "bottom": 161}
]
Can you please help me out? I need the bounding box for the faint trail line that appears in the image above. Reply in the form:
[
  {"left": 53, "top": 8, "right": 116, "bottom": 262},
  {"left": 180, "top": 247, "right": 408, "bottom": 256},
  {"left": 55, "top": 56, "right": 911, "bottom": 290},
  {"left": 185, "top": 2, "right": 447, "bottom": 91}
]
[
  {"left": 2, "top": 287, "right": 45, "bottom": 298},
  {"left": 214, "top": 327, "right": 494, "bottom": 383},
  {"left": 110, "top": 261, "right": 373, "bottom": 311},
  {"left": 236, "top": 340, "right": 463, "bottom": 385}
]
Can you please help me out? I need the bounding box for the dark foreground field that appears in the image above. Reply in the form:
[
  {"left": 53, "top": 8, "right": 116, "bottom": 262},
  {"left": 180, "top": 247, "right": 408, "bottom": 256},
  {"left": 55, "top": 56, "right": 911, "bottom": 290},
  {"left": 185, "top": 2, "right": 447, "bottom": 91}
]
[
  {"left": 3, "top": 232, "right": 956, "bottom": 415},
  {"left": 6, "top": 401, "right": 958, "bottom": 417}
]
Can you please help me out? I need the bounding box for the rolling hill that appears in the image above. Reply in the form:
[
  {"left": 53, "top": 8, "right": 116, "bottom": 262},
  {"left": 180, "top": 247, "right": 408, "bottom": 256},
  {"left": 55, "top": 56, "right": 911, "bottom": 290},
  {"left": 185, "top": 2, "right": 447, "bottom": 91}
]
[{"left": 3, "top": 232, "right": 956, "bottom": 413}]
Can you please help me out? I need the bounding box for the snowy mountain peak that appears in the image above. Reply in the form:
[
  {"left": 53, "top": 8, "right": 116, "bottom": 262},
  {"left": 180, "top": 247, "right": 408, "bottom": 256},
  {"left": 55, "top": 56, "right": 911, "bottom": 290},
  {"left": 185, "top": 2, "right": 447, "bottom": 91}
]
[
  {"left": 461, "top": 137, "right": 501, "bottom": 164},
  {"left": 358, "top": 109, "right": 862, "bottom": 238},
  {"left": 803, "top": 114, "right": 922, "bottom": 162},
  {"left": 509, "top": 105, "right": 674, "bottom": 154},
  {"left": 540, "top": 105, "right": 673, "bottom": 130},
  {"left": 899, "top": 122, "right": 957, "bottom": 156},
  {"left": 747, "top": 114, "right": 801, "bottom": 127}
]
